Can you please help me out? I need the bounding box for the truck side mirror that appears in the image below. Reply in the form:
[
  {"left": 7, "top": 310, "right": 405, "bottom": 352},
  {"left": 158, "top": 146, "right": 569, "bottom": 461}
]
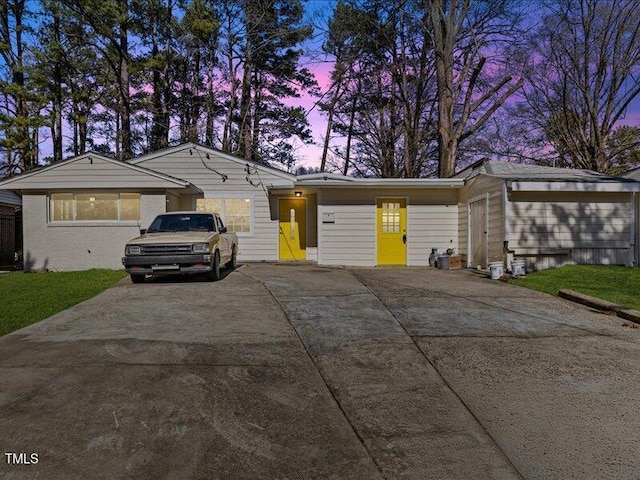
[
  {"left": 140, "top": 229, "right": 147, "bottom": 235},
  {"left": 219, "top": 226, "right": 227, "bottom": 234}
]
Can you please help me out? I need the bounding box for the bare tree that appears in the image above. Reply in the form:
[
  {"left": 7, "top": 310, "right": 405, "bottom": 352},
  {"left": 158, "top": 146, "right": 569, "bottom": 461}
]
[
  {"left": 519, "top": 0, "right": 640, "bottom": 172},
  {"left": 322, "top": 1, "right": 438, "bottom": 178},
  {"left": 428, "top": 0, "right": 523, "bottom": 178},
  {"left": 321, "top": 0, "right": 521, "bottom": 178}
]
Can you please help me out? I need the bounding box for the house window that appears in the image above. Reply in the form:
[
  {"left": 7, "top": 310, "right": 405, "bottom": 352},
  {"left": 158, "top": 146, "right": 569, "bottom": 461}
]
[
  {"left": 381, "top": 202, "right": 401, "bottom": 233},
  {"left": 50, "top": 193, "right": 140, "bottom": 222},
  {"left": 196, "top": 197, "right": 252, "bottom": 234}
]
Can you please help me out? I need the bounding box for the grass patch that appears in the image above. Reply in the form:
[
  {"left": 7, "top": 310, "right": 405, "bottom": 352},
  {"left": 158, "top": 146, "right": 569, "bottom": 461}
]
[
  {"left": 0, "top": 269, "right": 126, "bottom": 337},
  {"left": 509, "top": 265, "right": 640, "bottom": 310}
]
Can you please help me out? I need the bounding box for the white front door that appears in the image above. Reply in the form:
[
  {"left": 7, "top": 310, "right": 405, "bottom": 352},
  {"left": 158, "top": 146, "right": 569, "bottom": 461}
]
[{"left": 469, "top": 198, "right": 488, "bottom": 269}]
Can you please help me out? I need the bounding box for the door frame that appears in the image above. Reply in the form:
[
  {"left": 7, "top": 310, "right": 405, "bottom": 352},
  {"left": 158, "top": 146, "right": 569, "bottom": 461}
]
[
  {"left": 467, "top": 193, "right": 489, "bottom": 269},
  {"left": 278, "top": 196, "right": 308, "bottom": 261},
  {"left": 375, "top": 195, "right": 409, "bottom": 266}
]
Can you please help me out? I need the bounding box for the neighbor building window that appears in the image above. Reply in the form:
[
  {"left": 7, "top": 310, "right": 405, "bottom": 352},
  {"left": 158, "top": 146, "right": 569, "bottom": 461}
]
[
  {"left": 50, "top": 193, "right": 141, "bottom": 221},
  {"left": 196, "top": 197, "right": 252, "bottom": 234}
]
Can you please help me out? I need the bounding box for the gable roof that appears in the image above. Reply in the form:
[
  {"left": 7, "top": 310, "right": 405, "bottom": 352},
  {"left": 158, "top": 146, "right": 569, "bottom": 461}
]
[
  {"left": 0, "top": 152, "right": 201, "bottom": 192},
  {"left": 0, "top": 189, "right": 21, "bottom": 206},
  {"left": 129, "top": 143, "right": 296, "bottom": 182},
  {"left": 457, "top": 159, "right": 637, "bottom": 184},
  {"left": 624, "top": 166, "right": 640, "bottom": 181}
]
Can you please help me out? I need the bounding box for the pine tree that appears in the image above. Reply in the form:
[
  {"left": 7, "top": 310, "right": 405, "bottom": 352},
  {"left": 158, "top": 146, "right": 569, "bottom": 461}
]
[{"left": 0, "top": 0, "right": 46, "bottom": 174}]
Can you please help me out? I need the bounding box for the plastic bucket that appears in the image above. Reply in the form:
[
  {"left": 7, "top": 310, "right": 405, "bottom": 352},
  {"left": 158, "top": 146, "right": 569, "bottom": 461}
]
[
  {"left": 437, "top": 255, "right": 449, "bottom": 270},
  {"left": 489, "top": 262, "right": 504, "bottom": 280},
  {"left": 511, "top": 259, "right": 526, "bottom": 276}
]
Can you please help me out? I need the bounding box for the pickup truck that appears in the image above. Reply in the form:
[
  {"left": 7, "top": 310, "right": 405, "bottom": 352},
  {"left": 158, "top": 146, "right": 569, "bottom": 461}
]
[{"left": 122, "top": 212, "right": 238, "bottom": 283}]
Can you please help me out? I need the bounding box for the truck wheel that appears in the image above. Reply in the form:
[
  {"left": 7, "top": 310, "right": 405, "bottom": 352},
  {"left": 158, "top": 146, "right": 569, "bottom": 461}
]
[
  {"left": 228, "top": 246, "right": 237, "bottom": 270},
  {"left": 207, "top": 251, "right": 221, "bottom": 281},
  {"left": 130, "top": 274, "right": 145, "bottom": 284}
]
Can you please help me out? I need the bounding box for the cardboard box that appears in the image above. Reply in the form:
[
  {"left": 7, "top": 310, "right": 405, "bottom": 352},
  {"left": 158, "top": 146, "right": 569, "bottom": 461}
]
[{"left": 448, "top": 255, "right": 461, "bottom": 269}]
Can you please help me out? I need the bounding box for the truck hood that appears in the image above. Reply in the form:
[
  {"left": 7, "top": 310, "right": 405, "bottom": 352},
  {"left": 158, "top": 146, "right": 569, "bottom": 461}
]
[{"left": 126, "top": 232, "right": 217, "bottom": 245}]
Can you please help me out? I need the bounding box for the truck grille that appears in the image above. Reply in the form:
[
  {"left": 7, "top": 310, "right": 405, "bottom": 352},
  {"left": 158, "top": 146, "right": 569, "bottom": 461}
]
[{"left": 141, "top": 245, "right": 193, "bottom": 255}]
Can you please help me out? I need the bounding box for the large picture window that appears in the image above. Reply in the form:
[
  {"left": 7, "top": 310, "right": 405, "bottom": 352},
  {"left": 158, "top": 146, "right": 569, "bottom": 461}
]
[
  {"left": 50, "top": 193, "right": 140, "bottom": 222},
  {"left": 196, "top": 197, "right": 252, "bottom": 234}
]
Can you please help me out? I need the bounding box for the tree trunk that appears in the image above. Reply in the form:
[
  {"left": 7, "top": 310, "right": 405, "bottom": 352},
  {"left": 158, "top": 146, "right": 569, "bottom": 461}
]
[
  {"left": 222, "top": 13, "right": 236, "bottom": 152},
  {"left": 14, "top": 1, "right": 34, "bottom": 170},
  {"left": 432, "top": 0, "right": 457, "bottom": 178},
  {"left": 189, "top": 50, "right": 201, "bottom": 143},
  {"left": 78, "top": 116, "right": 87, "bottom": 154},
  {"left": 239, "top": 39, "right": 253, "bottom": 159},
  {"left": 52, "top": 5, "right": 63, "bottom": 163},
  {"left": 118, "top": 0, "right": 132, "bottom": 160},
  {"left": 205, "top": 59, "right": 215, "bottom": 147},
  {"left": 150, "top": 35, "right": 163, "bottom": 150},
  {"left": 343, "top": 94, "right": 358, "bottom": 176},
  {"left": 73, "top": 111, "right": 79, "bottom": 156},
  {"left": 320, "top": 106, "right": 335, "bottom": 173}
]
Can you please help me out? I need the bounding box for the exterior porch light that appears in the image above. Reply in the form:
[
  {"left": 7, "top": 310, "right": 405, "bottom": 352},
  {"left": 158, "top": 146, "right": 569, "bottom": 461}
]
[{"left": 294, "top": 191, "right": 302, "bottom": 197}]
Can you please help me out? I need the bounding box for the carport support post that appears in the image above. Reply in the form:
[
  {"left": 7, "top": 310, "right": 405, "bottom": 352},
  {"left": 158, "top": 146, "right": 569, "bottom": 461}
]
[
  {"left": 503, "top": 182, "right": 510, "bottom": 269},
  {"left": 633, "top": 192, "right": 638, "bottom": 266}
]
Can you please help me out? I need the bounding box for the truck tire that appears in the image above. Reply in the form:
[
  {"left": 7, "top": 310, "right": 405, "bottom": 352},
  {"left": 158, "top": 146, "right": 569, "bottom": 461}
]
[
  {"left": 130, "top": 274, "right": 145, "bottom": 284},
  {"left": 228, "top": 246, "right": 237, "bottom": 270},
  {"left": 207, "top": 251, "right": 221, "bottom": 281}
]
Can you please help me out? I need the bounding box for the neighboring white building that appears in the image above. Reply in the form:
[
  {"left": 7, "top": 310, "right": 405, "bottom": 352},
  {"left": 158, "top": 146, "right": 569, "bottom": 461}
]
[
  {"left": 624, "top": 166, "right": 640, "bottom": 267},
  {"left": 458, "top": 161, "right": 639, "bottom": 271},
  {"left": 0, "top": 151, "right": 201, "bottom": 270},
  {"left": 0, "top": 144, "right": 638, "bottom": 271},
  {"left": 0, "top": 189, "right": 21, "bottom": 268}
]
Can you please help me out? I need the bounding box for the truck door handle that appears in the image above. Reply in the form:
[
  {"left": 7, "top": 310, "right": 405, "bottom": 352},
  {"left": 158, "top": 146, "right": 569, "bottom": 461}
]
[{"left": 402, "top": 234, "right": 407, "bottom": 244}]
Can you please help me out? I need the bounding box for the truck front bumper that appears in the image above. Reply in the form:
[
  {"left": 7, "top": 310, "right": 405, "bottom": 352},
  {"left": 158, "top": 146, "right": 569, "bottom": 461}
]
[{"left": 122, "top": 254, "right": 212, "bottom": 275}]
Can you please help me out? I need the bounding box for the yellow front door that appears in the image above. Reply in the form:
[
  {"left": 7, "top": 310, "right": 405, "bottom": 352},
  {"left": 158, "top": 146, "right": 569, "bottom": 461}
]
[
  {"left": 279, "top": 198, "right": 306, "bottom": 261},
  {"left": 377, "top": 198, "right": 407, "bottom": 265}
]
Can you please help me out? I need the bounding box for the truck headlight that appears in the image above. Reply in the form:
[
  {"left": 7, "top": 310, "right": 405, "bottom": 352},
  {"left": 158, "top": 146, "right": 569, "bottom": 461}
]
[
  {"left": 126, "top": 245, "right": 141, "bottom": 255},
  {"left": 192, "top": 243, "right": 210, "bottom": 253}
]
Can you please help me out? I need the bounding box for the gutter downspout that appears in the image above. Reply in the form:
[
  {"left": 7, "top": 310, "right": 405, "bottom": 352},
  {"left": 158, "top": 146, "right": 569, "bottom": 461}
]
[{"left": 503, "top": 181, "right": 510, "bottom": 269}]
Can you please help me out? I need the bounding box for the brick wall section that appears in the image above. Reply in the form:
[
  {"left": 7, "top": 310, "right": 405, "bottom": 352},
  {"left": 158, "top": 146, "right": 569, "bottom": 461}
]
[
  {"left": 22, "top": 193, "right": 166, "bottom": 271},
  {"left": 0, "top": 204, "right": 16, "bottom": 267}
]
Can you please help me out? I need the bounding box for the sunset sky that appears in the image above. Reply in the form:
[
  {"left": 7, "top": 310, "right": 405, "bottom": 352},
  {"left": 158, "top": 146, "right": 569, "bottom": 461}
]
[{"left": 31, "top": 0, "right": 640, "bottom": 170}]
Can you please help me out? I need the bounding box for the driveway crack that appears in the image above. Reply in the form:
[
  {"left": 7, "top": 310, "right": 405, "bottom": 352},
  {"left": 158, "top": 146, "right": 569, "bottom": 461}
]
[
  {"left": 236, "top": 269, "right": 388, "bottom": 479},
  {"left": 352, "top": 273, "right": 611, "bottom": 338},
  {"left": 353, "top": 272, "right": 526, "bottom": 480}
]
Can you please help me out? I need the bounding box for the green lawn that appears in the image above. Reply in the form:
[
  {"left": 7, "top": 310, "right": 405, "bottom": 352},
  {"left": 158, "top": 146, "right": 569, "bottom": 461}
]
[
  {"left": 509, "top": 265, "right": 640, "bottom": 310},
  {"left": 0, "top": 269, "right": 127, "bottom": 336}
]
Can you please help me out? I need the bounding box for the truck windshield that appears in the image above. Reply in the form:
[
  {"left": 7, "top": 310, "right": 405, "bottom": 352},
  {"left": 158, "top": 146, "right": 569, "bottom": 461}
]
[{"left": 146, "top": 214, "right": 216, "bottom": 233}]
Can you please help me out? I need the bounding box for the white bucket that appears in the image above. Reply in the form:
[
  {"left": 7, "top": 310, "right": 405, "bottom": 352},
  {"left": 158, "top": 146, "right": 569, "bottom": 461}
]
[
  {"left": 511, "top": 259, "right": 526, "bottom": 276},
  {"left": 489, "top": 262, "right": 504, "bottom": 280}
]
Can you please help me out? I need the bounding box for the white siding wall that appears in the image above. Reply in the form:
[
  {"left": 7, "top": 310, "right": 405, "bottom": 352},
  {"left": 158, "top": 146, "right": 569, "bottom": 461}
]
[
  {"left": 135, "top": 147, "right": 294, "bottom": 262},
  {"left": 407, "top": 205, "right": 458, "bottom": 265},
  {"left": 508, "top": 191, "right": 634, "bottom": 270},
  {"left": 4, "top": 156, "right": 187, "bottom": 189},
  {"left": 458, "top": 175, "right": 505, "bottom": 266},
  {"left": 23, "top": 193, "right": 165, "bottom": 271},
  {"left": 318, "top": 188, "right": 459, "bottom": 266},
  {"left": 318, "top": 204, "right": 377, "bottom": 266}
]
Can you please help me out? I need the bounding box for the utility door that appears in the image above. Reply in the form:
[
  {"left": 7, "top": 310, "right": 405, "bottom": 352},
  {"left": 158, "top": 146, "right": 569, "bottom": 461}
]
[
  {"left": 279, "top": 198, "right": 306, "bottom": 261},
  {"left": 377, "top": 198, "right": 407, "bottom": 265},
  {"left": 469, "top": 197, "right": 488, "bottom": 269}
]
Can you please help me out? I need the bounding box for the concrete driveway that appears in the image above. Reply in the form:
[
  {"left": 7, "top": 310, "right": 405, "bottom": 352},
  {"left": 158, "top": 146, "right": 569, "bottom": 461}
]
[{"left": 1, "top": 264, "right": 639, "bottom": 479}]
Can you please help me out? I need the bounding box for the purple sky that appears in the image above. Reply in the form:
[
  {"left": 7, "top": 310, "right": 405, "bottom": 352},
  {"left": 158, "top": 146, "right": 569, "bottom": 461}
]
[{"left": 34, "top": 0, "right": 640, "bottom": 170}]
